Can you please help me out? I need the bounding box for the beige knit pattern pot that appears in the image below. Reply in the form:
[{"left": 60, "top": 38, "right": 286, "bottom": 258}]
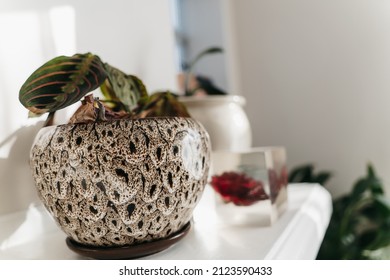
[{"left": 30, "top": 117, "right": 210, "bottom": 247}]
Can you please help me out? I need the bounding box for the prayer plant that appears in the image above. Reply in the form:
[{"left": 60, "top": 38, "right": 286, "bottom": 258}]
[{"left": 19, "top": 52, "right": 190, "bottom": 125}]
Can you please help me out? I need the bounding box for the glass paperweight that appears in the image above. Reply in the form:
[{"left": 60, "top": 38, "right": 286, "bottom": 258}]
[{"left": 210, "top": 147, "right": 288, "bottom": 226}]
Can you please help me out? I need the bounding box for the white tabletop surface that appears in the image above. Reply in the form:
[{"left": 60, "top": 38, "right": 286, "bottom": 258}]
[{"left": 0, "top": 183, "right": 332, "bottom": 260}]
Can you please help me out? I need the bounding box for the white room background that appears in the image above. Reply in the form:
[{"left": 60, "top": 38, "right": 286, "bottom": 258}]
[{"left": 179, "top": 0, "right": 390, "bottom": 198}]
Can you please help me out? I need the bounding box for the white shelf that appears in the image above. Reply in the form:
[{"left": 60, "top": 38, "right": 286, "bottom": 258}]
[{"left": 0, "top": 184, "right": 332, "bottom": 260}]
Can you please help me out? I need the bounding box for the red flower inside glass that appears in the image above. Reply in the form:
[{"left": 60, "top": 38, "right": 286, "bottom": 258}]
[{"left": 211, "top": 172, "right": 269, "bottom": 206}]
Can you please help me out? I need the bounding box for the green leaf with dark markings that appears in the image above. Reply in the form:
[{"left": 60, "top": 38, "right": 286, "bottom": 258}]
[
  {"left": 100, "top": 63, "right": 148, "bottom": 113},
  {"left": 19, "top": 53, "right": 107, "bottom": 115},
  {"left": 133, "top": 91, "right": 191, "bottom": 118}
]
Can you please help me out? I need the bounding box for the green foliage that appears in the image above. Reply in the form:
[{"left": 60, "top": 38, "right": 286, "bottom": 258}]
[
  {"left": 19, "top": 52, "right": 190, "bottom": 123},
  {"left": 19, "top": 53, "right": 107, "bottom": 115},
  {"left": 133, "top": 91, "right": 191, "bottom": 118},
  {"left": 317, "top": 164, "right": 390, "bottom": 259},
  {"left": 184, "top": 46, "right": 224, "bottom": 96},
  {"left": 288, "top": 164, "right": 332, "bottom": 185},
  {"left": 100, "top": 63, "right": 148, "bottom": 113}
]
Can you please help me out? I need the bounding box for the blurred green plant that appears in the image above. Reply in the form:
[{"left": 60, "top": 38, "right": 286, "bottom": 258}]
[
  {"left": 317, "top": 164, "right": 390, "bottom": 259},
  {"left": 288, "top": 164, "right": 332, "bottom": 185},
  {"left": 183, "top": 46, "right": 226, "bottom": 96}
]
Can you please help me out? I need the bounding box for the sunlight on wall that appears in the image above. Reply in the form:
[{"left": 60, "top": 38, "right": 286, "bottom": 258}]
[
  {"left": 0, "top": 10, "right": 45, "bottom": 156},
  {"left": 0, "top": 6, "right": 76, "bottom": 157},
  {"left": 0, "top": 5, "right": 76, "bottom": 215},
  {"left": 49, "top": 6, "right": 76, "bottom": 56}
]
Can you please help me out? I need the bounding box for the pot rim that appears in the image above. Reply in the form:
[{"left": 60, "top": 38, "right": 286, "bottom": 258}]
[
  {"left": 178, "top": 95, "right": 246, "bottom": 106},
  {"left": 46, "top": 116, "right": 195, "bottom": 129}
]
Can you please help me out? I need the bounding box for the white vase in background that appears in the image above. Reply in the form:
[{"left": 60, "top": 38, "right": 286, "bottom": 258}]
[{"left": 179, "top": 95, "right": 252, "bottom": 152}]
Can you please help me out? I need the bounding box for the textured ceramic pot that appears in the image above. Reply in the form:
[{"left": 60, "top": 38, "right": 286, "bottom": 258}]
[{"left": 30, "top": 117, "right": 210, "bottom": 247}]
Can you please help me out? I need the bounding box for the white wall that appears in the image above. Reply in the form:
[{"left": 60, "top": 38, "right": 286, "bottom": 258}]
[
  {"left": 0, "top": 0, "right": 178, "bottom": 214},
  {"left": 74, "top": 0, "right": 178, "bottom": 93},
  {"left": 224, "top": 0, "right": 390, "bottom": 197}
]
